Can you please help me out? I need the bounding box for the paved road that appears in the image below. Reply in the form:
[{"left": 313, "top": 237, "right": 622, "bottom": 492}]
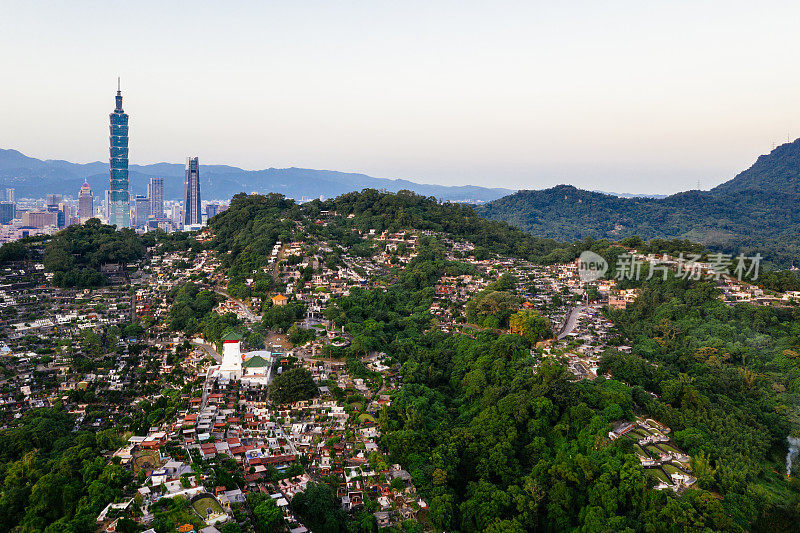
[
  {"left": 193, "top": 339, "right": 221, "bottom": 363},
  {"left": 557, "top": 305, "right": 584, "bottom": 340},
  {"left": 193, "top": 339, "right": 221, "bottom": 410},
  {"left": 206, "top": 286, "right": 261, "bottom": 322},
  {"left": 199, "top": 365, "right": 216, "bottom": 410}
]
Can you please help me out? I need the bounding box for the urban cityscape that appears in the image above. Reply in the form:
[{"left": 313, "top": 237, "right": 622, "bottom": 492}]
[
  {"left": 0, "top": 84, "right": 223, "bottom": 244},
  {"left": 2, "top": 3, "right": 800, "bottom": 533}
]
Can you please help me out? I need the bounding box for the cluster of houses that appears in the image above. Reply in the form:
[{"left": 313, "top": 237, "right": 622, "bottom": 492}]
[
  {"left": 11, "top": 220, "right": 800, "bottom": 533},
  {"left": 609, "top": 417, "right": 696, "bottom": 492},
  {"left": 97, "top": 341, "right": 423, "bottom": 532}
]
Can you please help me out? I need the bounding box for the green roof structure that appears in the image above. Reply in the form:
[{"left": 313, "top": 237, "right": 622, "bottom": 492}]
[{"left": 243, "top": 355, "right": 269, "bottom": 368}]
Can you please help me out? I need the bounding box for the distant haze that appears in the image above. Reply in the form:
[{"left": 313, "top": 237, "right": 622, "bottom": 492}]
[{"left": 2, "top": 1, "right": 798, "bottom": 195}]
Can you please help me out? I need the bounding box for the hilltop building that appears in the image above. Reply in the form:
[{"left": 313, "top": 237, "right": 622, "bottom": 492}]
[{"left": 212, "top": 333, "right": 273, "bottom": 386}]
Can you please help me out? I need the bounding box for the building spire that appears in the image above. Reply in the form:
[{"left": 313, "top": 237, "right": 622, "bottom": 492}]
[{"left": 115, "top": 77, "right": 123, "bottom": 112}]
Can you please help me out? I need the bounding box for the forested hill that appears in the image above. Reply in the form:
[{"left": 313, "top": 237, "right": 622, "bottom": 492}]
[
  {"left": 206, "top": 189, "right": 800, "bottom": 530},
  {"left": 712, "top": 138, "right": 800, "bottom": 195},
  {"left": 206, "top": 189, "right": 576, "bottom": 280},
  {"left": 477, "top": 139, "right": 800, "bottom": 266}
]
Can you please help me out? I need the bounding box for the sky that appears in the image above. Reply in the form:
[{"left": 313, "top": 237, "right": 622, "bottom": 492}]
[{"left": 2, "top": 1, "right": 800, "bottom": 194}]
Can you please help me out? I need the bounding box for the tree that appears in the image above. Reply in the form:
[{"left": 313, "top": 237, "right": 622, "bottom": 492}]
[
  {"left": 270, "top": 368, "right": 317, "bottom": 405},
  {"left": 509, "top": 309, "right": 552, "bottom": 344},
  {"left": 290, "top": 483, "right": 348, "bottom": 533},
  {"left": 250, "top": 495, "right": 283, "bottom": 532}
]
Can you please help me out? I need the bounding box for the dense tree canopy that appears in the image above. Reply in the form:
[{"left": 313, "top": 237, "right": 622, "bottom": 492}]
[
  {"left": 509, "top": 309, "right": 552, "bottom": 344},
  {"left": 43, "top": 219, "right": 150, "bottom": 288},
  {"left": 270, "top": 368, "right": 318, "bottom": 405},
  {"left": 0, "top": 408, "right": 130, "bottom": 532}
]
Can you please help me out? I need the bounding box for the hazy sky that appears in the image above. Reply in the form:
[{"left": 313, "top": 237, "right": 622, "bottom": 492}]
[{"left": 2, "top": 1, "right": 799, "bottom": 194}]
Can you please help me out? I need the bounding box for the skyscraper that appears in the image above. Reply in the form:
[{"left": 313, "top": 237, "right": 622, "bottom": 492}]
[
  {"left": 78, "top": 179, "right": 94, "bottom": 222},
  {"left": 0, "top": 203, "right": 15, "bottom": 224},
  {"left": 104, "top": 190, "right": 111, "bottom": 220},
  {"left": 45, "top": 194, "right": 65, "bottom": 228},
  {"left": 108, "top": 78, "right": 130, "bottom": 228},
  {"left": 134, "top": 195, "right": 150, "bottom": 227},
  {"left": 148, "top": 177, "right": 164, "bottom": 220},
  {"left": 206, "top": 203, "right": 221, "bottom": 219},
  {"left": 183, "top": 157, "right": 201, "bottom": 227},
  {"left": 46, "top": 194, "right": 62, "bottom": 209}
]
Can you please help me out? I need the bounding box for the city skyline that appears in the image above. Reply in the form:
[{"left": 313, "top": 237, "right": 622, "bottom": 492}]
[{"left": 3, "top": 2, "right": 800, "bottom": 194}]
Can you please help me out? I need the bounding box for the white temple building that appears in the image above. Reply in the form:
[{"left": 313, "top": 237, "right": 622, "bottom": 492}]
[
  {"left": 211, "top": 333, "right": 273, "bottom": 386},
  {"left": 218, "top": 335, "right": 243, "bottom": 380}
]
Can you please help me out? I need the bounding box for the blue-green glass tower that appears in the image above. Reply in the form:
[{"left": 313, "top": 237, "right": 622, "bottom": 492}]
[{"left": 108, "top": 78, "right": 130, "bottom": 228}]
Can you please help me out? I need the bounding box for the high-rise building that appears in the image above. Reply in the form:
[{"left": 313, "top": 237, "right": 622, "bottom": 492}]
[
  {"left": 79, "top": 179, "right": 94, "bottom": 222},
  {"left": 0, "top": 202, "right": 15, "bottom": 224},
  {"left": 206, "top": 203, "right": 221, "bottom": 219},
  {"left": 46, "top": 194, "right": 62, "bottom": 210},
  {"left": 44, "top": 195, "right": 65, "bottom": 228},
  {"left": 170, "top": 203, "right": 182, "bottom": 226},
  {"left": 133, "top": 195, "right": 151, "bottom": 227},
  {"left": 21, "top": 211, "right": 58, "bottom": 228},
  {"left": 148, "top": 177, "right": 164, "bottom": 220},
  {"left": 183, "top": 157, "right": 201, "bottom": 227},
  {"left": 3, "top": 188, "right": 15, "bottom": 203},
  {"left": 104, "top": 190, "right": 111, "bottom": 220},
  {"left": 108, "top": 79, "right": 130, "bottom": 228}
]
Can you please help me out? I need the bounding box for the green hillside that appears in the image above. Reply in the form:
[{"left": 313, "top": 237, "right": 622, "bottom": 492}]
[{"left": 478, "top": 141, "right": 800, "bottom": 267}]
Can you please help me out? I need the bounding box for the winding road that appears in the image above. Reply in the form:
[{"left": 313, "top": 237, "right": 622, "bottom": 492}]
[
  {"left": 557, "top": 305, "right": 584, "bottom": 340},
  {"left": 202, "top": 284, "right": 262, "bottom": 322},
  {"left": 193, "top": 339, "right": 221, "bottom": 409}
]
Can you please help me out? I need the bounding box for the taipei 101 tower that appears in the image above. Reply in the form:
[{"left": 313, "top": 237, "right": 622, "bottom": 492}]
[{"left": 108, "top": 78, "right": 130, "bottom": 227}]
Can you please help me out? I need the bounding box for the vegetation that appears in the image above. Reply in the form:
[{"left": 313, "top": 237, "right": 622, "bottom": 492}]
[
  {"left": 207, "top": 190, "right": 579, "bottom": 283},
  {"left": 40, "top": 219, "right": 151, "bottom": 287},
  {"left": 270, "top": 368, "right": 317, "bottom": 405},
  {"left": 600, "top": 273, "right": 800, "bottom": 528},
  {"left": 247, "top": 492, "right": 284, "bottom": 532},
  {"left": 0, "top": 240, "right": 29, "bottom": 263},
  {"left": 290, "top": 482, "right": 349, "bottom": 532},
  {"left": 509, "top": 309, "right": 552, "bottom": 344},
  {"left": 465, "top": 273, "right": 519, "bottom": 329},
  {"left": 477, "top": 183, "right": 800, "bottom": 268},
  {"left": 168, "top": 282, "right": 242, "bottom": 346},
  {"left": 0, "top": 407, "right": 130, "bottom": 532},
  {"left": 262, "top": 299, "right": 307, "bottom": 332}
]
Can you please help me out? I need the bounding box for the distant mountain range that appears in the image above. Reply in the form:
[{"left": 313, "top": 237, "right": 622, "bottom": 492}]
[
  {"left": 0, "top": 149, "right": 513, "bottom": 203},
  {"left": 477, "top": 139, "right": 800, "bottom": 266},
  {"left": 5, "top": 141, "right": 798, "bottom": 265}
]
